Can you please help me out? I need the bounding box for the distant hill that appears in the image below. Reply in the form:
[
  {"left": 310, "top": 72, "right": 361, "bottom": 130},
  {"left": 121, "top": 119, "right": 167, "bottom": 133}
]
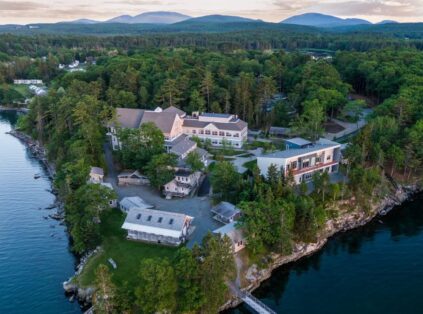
[
  {"left": 377, "top": 20, "right": 399, "bottom": 25},
  {"left": 281, "top": 13, "right": 371, "bottom": 27},
  {"left": 181, "top": 15, "right": 257, "bottom": 24},
  {"left": 106, "top": 11, "right": 191, "bottom": 24},
  {"left": 64, "top": 19, "right": 99, "bottom": 25}
]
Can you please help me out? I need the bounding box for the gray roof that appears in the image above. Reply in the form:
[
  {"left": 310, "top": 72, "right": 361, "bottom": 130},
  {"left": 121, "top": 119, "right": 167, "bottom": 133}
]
[
  {"left": 194, "top": 147, "right": 211, "bottom": 159},
  {"left": 213, "top": 221, "right": 244, "bottom": 243},
  {"left": 124, "top": 208, "right": 191, "bottom": 232},
  {"left": 90, "top": 166, "right": 104, "bottom": 176},
  {"left": 260, "top": 138, "right": 341, "bottom": 159},
  {"left": 120, "top": 196, "right": 153, "bottom": 210},
  {"left": 163, "top": 106, "right": 186, "bottom": 117},
  {"left": 269, "top": 126, "right": 289, "bottom": 135},
  {"left": 141, "top": 111, "right": 179, "bottom": 134},
  {"left": 118, "top": 170, "right": 144, "bottom": 178},
  {"left": 170, "top": 138, "right": 196, "bottom": 157},
  {"left": 115, "top": 108, "right": 145, "bottom": 128},
  {"left": 285, "top": 137, "right": 312, "bottom": 147},
  {"left": 211, "top": 202, "right": 241, "bottom": 219},
  {"left": 175, "top": 168, "right": 193, "bottom": 177},
  {"left": 183, "top": 118, "right": 247, "bottom": 131}
]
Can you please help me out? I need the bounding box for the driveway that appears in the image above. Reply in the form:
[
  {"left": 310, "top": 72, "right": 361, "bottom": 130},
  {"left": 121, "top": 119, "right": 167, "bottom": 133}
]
[{"left": 103, "top": 142, "right": 222, "bottom": 247}]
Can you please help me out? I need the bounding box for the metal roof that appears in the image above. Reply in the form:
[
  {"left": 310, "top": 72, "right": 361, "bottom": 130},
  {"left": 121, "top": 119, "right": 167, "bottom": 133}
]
[
  {"left": 211, "top": 202, "right": 241, "bottom": 219},
  {"left": 285, "top": 137, "right": 312, "bottom": 147},
  {"left": 90, "top": 166, "right": 104, "bottom": 176},
  {"left": 122, "top": 208, "right": 193, "bottom": 238},
  {"left": 120, "top": 196, "right": 154, "bottom": 210}
]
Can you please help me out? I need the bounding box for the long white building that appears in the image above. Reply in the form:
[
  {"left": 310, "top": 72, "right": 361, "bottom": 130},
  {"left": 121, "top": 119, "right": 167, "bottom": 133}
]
[
  {"left": 257, "top": 138, "right": 342, "bottom": 184},
  {"left": 109, "top": 107, "right": 248, "bottom": 151}
]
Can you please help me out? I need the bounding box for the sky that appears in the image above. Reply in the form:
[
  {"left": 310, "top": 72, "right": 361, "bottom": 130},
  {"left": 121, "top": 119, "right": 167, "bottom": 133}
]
[{"left": 0, "top": 0, "right": 422, "bottom": 24}]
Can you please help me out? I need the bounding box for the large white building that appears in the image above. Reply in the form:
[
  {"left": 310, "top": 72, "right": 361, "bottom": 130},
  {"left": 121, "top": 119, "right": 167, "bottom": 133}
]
[
  {"left": 122, "top": 208, "right": 194, "bottom": 246},
  {"left": 257, "top": 138, "right": 342, "bottom": 184},
  {"left": 109, "top": 107, "right": 248, "bottom": 152}
]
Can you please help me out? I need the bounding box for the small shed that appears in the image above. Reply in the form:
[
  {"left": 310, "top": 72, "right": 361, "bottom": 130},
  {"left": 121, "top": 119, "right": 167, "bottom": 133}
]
[
  {"left": 211, "top": 202, "right": 241, "bottom": 224},
  {"left": 213, "top": 222, "right": 246, "bottom": 253},
  {"left": 285, "top": 137, "right": 312, "bottom": 149},
  {"left": 89, "top": 167, "right": 104, "bottom": 183},
  {"left": 269, "top": 126, "right": 289, "bottom": 138},
  {"left": 119, "top": 196, "right": 154, "bottom": 213},
  {"left": 118, "top": 170, "right": 149, "bottom": 186}
]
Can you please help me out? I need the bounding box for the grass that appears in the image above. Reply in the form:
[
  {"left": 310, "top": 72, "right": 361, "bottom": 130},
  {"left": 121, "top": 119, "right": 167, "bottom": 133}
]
[
  {"left": 77, "top": 209, "right": 178, "bottom": 288},
  {"left": 11, "top": 85, "right": 31, "bottom": 98}
]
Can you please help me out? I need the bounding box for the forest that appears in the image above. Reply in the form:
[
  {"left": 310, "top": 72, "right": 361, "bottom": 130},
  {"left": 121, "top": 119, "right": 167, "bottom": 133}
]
[{"left": 11, "top": 33, "right": 423, "bottom": 313}]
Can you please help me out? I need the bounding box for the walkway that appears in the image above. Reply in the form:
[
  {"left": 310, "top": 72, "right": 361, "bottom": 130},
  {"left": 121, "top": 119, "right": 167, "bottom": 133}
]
[
  {"left": 228, "top": 282, "right": 276, "bottom": 314},
  {"left": 324, "top": 109, "right": 373, "bottom": 141}
]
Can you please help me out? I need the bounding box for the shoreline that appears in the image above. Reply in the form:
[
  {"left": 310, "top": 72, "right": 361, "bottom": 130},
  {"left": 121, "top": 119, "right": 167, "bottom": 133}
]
[{"left": 221, "top": 185, "right": 421, "bottom": 311}]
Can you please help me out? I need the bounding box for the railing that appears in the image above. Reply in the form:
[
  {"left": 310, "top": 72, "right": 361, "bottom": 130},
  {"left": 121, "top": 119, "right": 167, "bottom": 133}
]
[
  {"left": 229, "top": 282, "right": 277, "bottom": 314},
  {"left": 290, "top": 160, "right": 338, "bottom": 176}
]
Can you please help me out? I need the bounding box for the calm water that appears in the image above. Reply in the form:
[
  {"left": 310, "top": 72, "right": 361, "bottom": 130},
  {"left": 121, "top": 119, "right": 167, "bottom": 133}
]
[
  {"left": 0, "top": 111, "right": 80, "bottom": 314},
  {"left": 230, "top": 193, "right": 423, "bottom": 314}
]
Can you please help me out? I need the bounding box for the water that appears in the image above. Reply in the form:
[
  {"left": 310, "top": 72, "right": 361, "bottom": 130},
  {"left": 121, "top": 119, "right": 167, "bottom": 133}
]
[
  {"left": 0, "top": 111, "right": 80, "bottom": 314},
  {"left": 230, "top": 193, "right": 423, "bottom": 314}
]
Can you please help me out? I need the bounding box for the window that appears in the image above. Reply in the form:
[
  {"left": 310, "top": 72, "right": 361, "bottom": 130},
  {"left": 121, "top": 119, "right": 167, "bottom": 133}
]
[
  {"left": 302, "top": 161, "right": 310, "bottom": 168},
  {"left": 199, "top": 130, "right": 204, "bottom": 135},
  {"left": 291, "top": 161, "right": 297, "bottom": 169},
  {"left": 147, "top": 215, "right": 152, "bottom": 222},
  {"left": 327, "top": 155, "right": 331, "bottom": 161},
  {"left": 169, "top": 219, "right": 174, "bottom": 225},
  {"left": 212, "top": 131, "right": 218, "bottom": 136},
  {"left": 226, "top": 132, "right": 232, "bottom": 137},
  {"left": 158, "top": 217, "right": 163, "bottom": 223},
  {"left": 219, "top": 131, "right": 225, "bottom": 136},
  {"left": 192, "top": 130, "right": 196, "bottom": 134},
  {"left": 316, "top": 156, "right": 321, "bottom": 163},
  {"left": 205, "top": 130, "right": 211, "bottom": 135},
  {"left": 136, "top": 214, "right": 141, "bottom": 220},
  {"left": 234, "top": 133, "right": 239, "bottom": 137}
]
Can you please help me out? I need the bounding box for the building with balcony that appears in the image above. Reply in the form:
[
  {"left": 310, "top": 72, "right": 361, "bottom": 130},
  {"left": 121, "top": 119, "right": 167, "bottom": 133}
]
[
  {"left": 163, "top": 169, "right": 201, "bottom": 199},
  {"left": 257, "top": 138, "right": 342, "bottom": 184}
]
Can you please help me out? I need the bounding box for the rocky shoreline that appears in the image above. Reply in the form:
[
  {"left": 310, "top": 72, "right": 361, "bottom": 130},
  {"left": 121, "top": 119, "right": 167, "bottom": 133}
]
[{"left": 221, "top": 184, "right": 421, "bottom": 311}]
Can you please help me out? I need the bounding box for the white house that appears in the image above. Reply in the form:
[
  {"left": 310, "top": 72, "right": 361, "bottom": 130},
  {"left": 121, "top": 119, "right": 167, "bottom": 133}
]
[
  {"left": 257, "top": 138, "right": 342, "bottom": 184},
  {"left": 163, "top": 169, "right": 201, "bottom": 199},
  {"left": 119, "top": 196, "right": 154, "bottom": 213},
  {"left": 14, "top": 79, "right": 43, "bottom": 85},
  {"left": 122, "top": 208, "right": 194, "bottom": 246},
  {"left": 89, "top": 166, "right": 104, "bottom": 183},
  {"left": 213, "top": 222, "right": 246, "bottom": 253}
]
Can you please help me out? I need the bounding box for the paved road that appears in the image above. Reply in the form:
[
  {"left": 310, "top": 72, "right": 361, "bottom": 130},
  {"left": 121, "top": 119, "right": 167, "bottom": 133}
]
[{"left": 103, "top": 142, "right": 221, "bottom": 247}]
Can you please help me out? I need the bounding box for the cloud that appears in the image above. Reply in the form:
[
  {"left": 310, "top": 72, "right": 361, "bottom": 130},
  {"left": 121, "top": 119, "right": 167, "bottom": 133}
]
[
  {"left": 309, "top": 0, "right": 421, "bottom": 17},
  {"left": 0, "top": 0, "right": 48, "bottom": 10}
]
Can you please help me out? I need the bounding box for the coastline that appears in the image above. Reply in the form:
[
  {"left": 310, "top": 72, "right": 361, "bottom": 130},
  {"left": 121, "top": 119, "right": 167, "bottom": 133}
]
[
  {"left": 7, "top": 116, "right": 422, "bottom": 312},
  {"left": 221, "top": 184, "right": 421, "bottom": 311}
]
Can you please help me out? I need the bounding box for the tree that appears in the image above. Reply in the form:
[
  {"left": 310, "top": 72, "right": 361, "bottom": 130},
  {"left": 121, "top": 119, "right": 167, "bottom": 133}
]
[
  {"left": 188, "top": 90, "right": 205, "bottom": 113},
  {"left": 135, "top": 258, "right": 177, "bottom": 313},
  {"left": 93, "top": 264, "right": 116, "bottom": 314},
  {"left": 65, "top": 184, "right": 116, "bottom": 254},
  {"left": 174, "top": 248, "right": 205, "bottom": 312},
  {"left": 292, "top": 99, "right": 325, "bottom": 142},
  {"left": 210, "top": 161, "right": 241, "bottom": 201},
  {"left": 312, "top": 171, "right": 331, "bottom": 203},
  {"left": 198, "top": 234, "right": 236, "bottom": 314},
  {"left": 118, "top": 122, "right": 165, "bottom": 170},
  {"left": 186, "top": 151, "right": 204, "bottom": 172},
  {"left": 201, "top": 70, "right": 214, "bottom": 111},
  {"left": 145, "top": 153, "right": 177, "bottom": 190}
]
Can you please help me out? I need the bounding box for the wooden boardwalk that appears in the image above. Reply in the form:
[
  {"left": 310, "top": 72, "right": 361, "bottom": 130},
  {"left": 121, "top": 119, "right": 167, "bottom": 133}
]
[{"left": 228, "top": 282, "right": 277, "bottom": 314}]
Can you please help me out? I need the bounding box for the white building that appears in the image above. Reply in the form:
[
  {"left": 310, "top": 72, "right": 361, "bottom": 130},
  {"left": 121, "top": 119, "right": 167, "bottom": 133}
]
[
  {"left": 109, "top": 107, "right": 248, "bottom": 150},
  {"left": 100, "top": 182, "right": 118, "bottom": 208},
  {"left": 213, "top": 222, "right": 246, "bottom": 253},
  {"left": 117, "top": 170, "right": 149, "bottom": 186},
  {"left": 89, "top": 166, "right": 104, "bottom": 183},
  {"left": 14, "top": 79, "right": 43, "bottom": 85},
  {"left": 257, "top": 138, "right": 342, "bottom": 184},
  {"left": 122, "top": 208, "right": 194, "bottom": 246},
  {"left": 163, "top": 169, "right": 201, "bottom": 199},
  {"left": 119, "top": 196, "right": 154, "bottom": 213}
]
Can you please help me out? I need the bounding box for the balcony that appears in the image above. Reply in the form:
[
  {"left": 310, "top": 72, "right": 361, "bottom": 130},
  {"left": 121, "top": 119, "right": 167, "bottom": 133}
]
[{"left": 289, "top": 161, "right": 338, "bottom": 176}]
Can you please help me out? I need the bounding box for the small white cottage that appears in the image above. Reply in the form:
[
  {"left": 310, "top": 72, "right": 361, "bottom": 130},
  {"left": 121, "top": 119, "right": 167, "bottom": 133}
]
[{"left": 89, "top": 167, "right": 104, "bottom": 183}]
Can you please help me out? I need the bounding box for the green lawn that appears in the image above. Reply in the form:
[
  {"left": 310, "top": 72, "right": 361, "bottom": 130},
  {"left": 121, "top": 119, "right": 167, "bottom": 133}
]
[
  {"left": 77, "top": 209, "right": 178, "bottom": 288},
  {"left": 243, "top": 159, "right": 257, "bottom": 172},
  {"left": 11, "top": 85, "right": 31, "bottom": 98}
]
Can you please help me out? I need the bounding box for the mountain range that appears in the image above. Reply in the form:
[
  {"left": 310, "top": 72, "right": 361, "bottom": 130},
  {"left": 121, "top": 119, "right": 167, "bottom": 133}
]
[{"left": 61, "top": 11, "right": 397, "bottom": 27}]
